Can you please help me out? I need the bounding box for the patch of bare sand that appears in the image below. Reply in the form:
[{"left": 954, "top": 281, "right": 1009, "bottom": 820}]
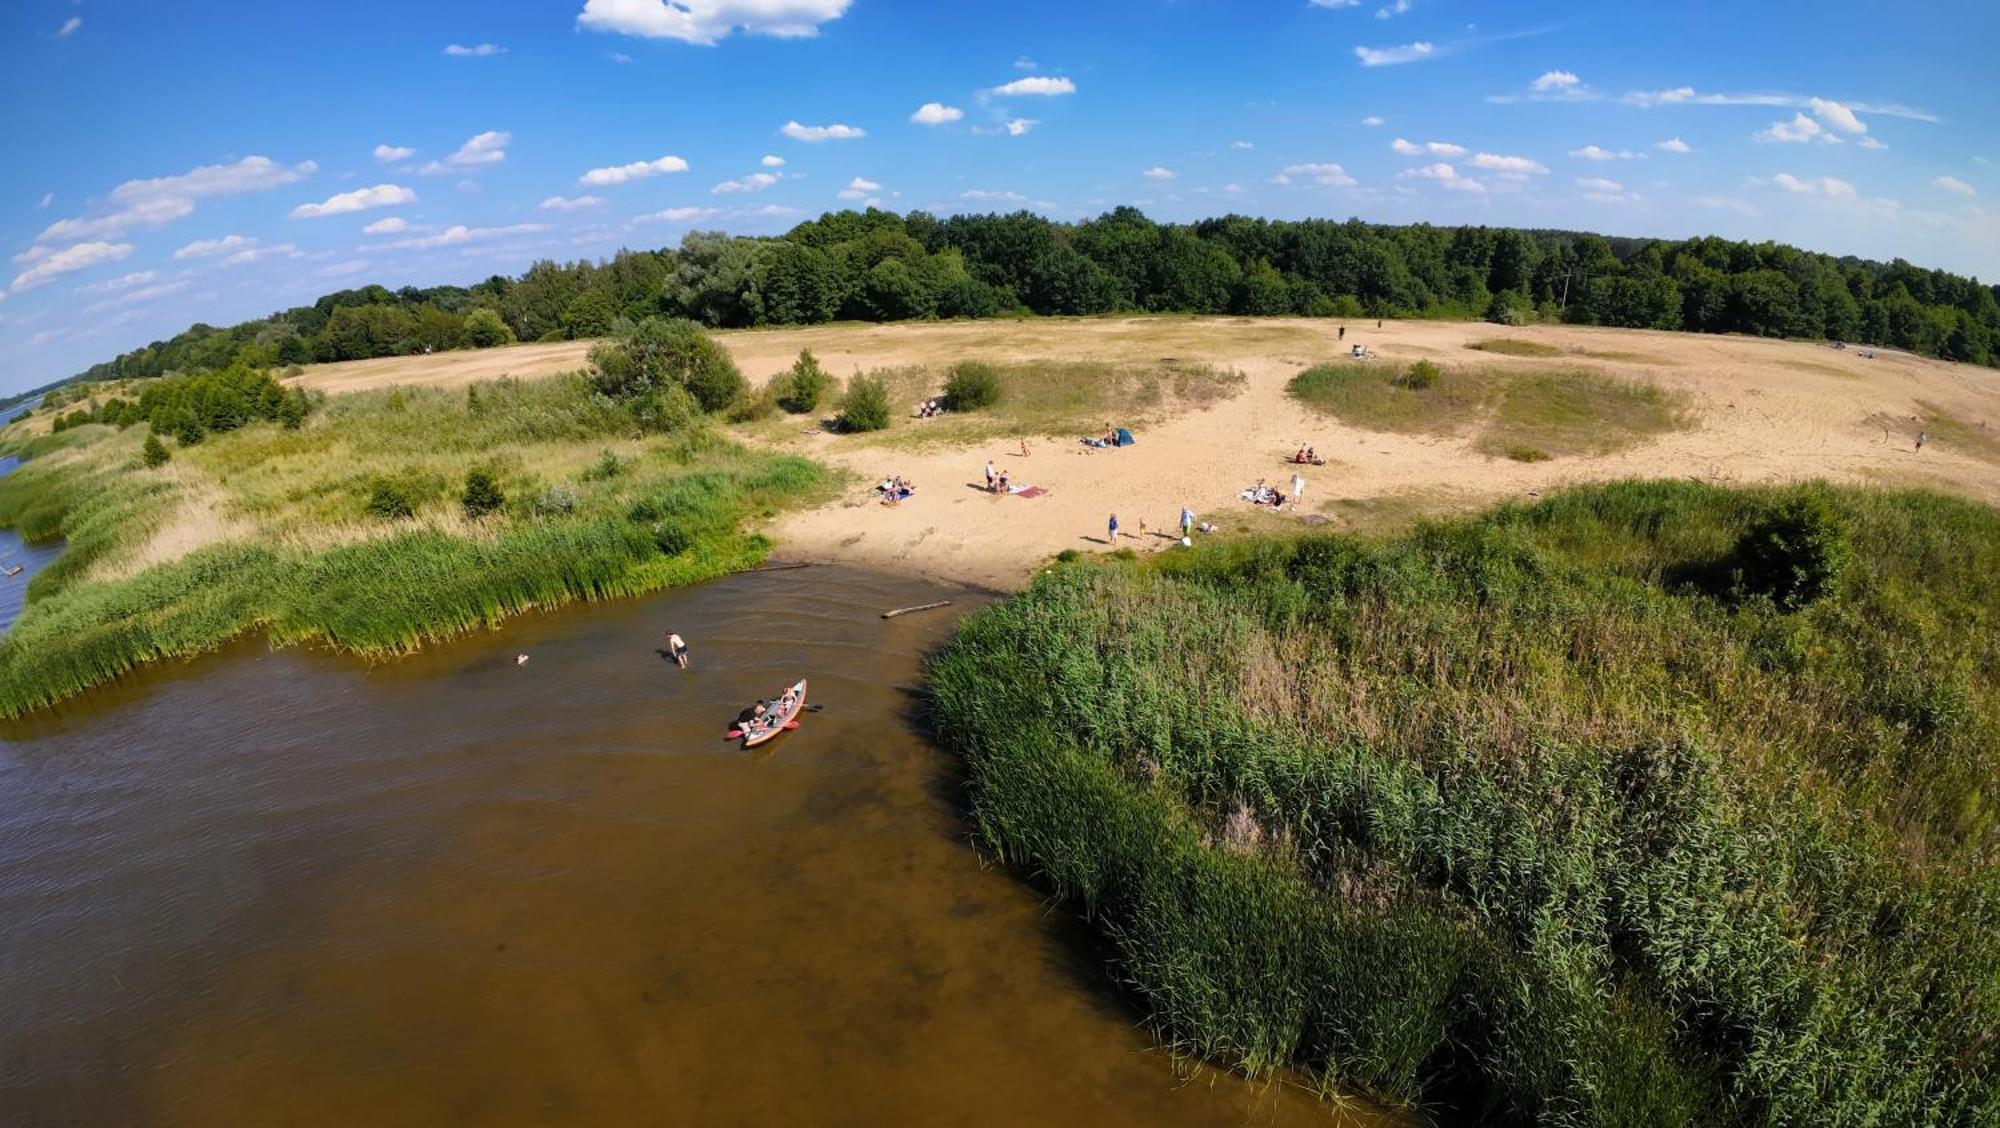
[{"left": 292, "top": 317, "right": 2000, "bottom": 591}]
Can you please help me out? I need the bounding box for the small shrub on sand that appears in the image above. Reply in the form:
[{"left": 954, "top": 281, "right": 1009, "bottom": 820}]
[
  {"left": 944, "top": 362, "right": 1003, "bottom": 412},
  {"left": 838, "top": 374, "right": 892, "bottom": 433},
  {"left": 366, "top": 477, "right": 416, "bottom": 520},
  {"left": 774, "top": 349, "right": 831, "bottom": 414},
  {"left": 460, "top": 468, "right": 505, "bottom": 519},
  {"left": 141, "top": 433, "right": 170, "bottom": 468},
  {"left": 1505, "top": 444, "right": 1551, "bottom": 463},
  {"left": 1397, "top": 360, "right": 1441, "bottom": 390}
]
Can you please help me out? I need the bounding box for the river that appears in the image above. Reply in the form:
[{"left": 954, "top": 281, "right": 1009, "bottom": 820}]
[
  {"left": 0, "top": 401, "right": 63, "bottom": 635},
  {"left": 0, "top": 566, "right": 1372, "bottom": 1126}
]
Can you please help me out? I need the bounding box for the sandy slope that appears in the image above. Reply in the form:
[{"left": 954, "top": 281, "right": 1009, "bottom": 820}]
[{"left": 294, "top": 317, "right": 2000, "bottom": 590}]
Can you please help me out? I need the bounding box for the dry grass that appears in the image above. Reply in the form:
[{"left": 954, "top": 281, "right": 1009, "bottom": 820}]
[
  {"left": 1466, "top": 338, "right": 1563, "bottom": 358},
  {"left": 1916, "top": 400, "right": 2000, "bottom": 464}
]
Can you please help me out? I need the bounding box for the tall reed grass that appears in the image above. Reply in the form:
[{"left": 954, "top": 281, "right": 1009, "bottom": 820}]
[{"left": 928, "top": 479, "right": 2000, "bottom": 1124}]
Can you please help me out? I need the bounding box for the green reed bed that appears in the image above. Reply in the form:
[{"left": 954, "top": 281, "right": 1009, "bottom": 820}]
[
  {"left": 0, "top": 375, "right": 832, "bottom": 717},
  {"left": 928, "top": 480, "right": 2000, "bottom": 1124}
]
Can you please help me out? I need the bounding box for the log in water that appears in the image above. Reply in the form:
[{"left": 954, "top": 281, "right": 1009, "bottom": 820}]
[{"left": 0, "top": 566, "right": 1378, "bottom": 1126}]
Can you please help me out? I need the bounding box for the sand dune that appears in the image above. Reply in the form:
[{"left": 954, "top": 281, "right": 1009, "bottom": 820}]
[{"left": 294, "top": 317, "right": 2000, "bottom": 590}]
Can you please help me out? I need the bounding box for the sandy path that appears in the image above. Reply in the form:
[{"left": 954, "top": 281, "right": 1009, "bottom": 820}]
[{"left": 295, "top": 318, "right": 2000, "bottom": 591}]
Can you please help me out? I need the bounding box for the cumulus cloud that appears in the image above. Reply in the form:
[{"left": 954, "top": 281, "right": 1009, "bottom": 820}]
[
  {"left": 781, "top": 120, "right": 866, "bottom": 141},
  {"left": 714, "top": 172, "right": 780, "bottom": 194},
  {"left": 1468, "top": 152, "right": 1548, "bottom": 175},
  {"left": 31, "top": 156, "right": 317, "bottom": 252},
  {"left": 319, "top": 260, "right": 372, "bottom": 278},
  {"left": 1142, "top": 166, "right": 1177, "bottom": 181},
  {"left": 1807, "top": 97, "right": 1866, "bottom": 134},
  {"left": 761, "top": 154, "right": 786, "bottom": 167},
  {"left": 961, "top": 190, "right": 1028, "bottom": 203},
  {"left": 837, "top": 176, "right": 882, "bottom": 200},
  {"left": 639, "top": 204, "right": 800, "bottom": 224},
  {"left": 1576, "top": 177, "right": 1622, "bottom": 192},
  {"left": 173, "top": 234, "right": 259, "bottom": 260},
  {"left": 1004, "top": 118, "right": 1037, "bottom": 136},
  {"left": 540, "top": 195, "right": 608, "bottom": 210},
  {"left": 1655, "top": 137, "right": 1693, "bottom": 154},
  {"left": 1934, "top": 175, "right": 1976, "bottom": 196},
  {"left": 1756, "top": 113, "right": 1839, "bottom": 145},
  {"left": 1771, "top": 173, "right": 1856, "bottom": 199},
  {"left": 445, "top": 130, "right": 510, "bottom": 168},
  {"left": 1375, "top": 0, "right": 1412, "bottom": 17},
  {"left": 1272, "top": 163, "right": 1356, "bottom": 188},
  {"left": 1310, "top": 0, "right": 1361, "bottom": 6},
  {"left": 222, "top": 243, "right": 301, "bottom": 267},
  {"left": 1531, "top": 70, "right": 1579, "bottom": 92},
  {"left": 291, "top": 183, "right": 417, "bottom": 218},
  {"left": 10, "top": 241, "right": 132, "bottom": 294},
  {"left": 580, "top": 154, "right": 690, "bottom": 185},
  {"left": 988, "top": 76, "right": 1076, "bottom": 97},
  {"left": 911, "top": 102, "right": 963, "bottom": 125},
  {"left": 576, "top": 0, "right": 852, "bottom": 45},
  {"left": 1013, "top": 56, "right": 1037, "bottom": 70},
  {"left": 83, "top": 278, "right": 190, "bottom": 314},
  {"left": 1856, "top": 136, "right": 1888, "bottom": 151},
  {"left": 1623, "top": 86, "right": 1697, "bottom": 107},
  {"left": 34, "top": 197, "right": 196, "bottom": 245},
  {"left": 79, "top": 271, "right": 160, "bottom": 295},
  {"left": 1360, "top": 115, "right": 1385, "bottom": 126},
  {"left": 1392, "top": 138, "right": 1465, "bottom": 157},
  {"left": 1398, "top": 163, "right": 1483, "bottom": 192},
  {"left": 362, "top": 216, "right": 416, "bottom": 234},
  {"left": 1354, "top": 41, "right": 1433, "bottom": 66},
  {"left": 444, "top": 43, "right": 507, "bottom": 56},
  {"left": 1230, "top": 141, "right": 1254, "bottom": 150},
  {"left": 1570, "top": 145, "right": 1641, "bottom": 161},
  {"left": 378, "top": 223, "right": 551, "bottom": 251}
]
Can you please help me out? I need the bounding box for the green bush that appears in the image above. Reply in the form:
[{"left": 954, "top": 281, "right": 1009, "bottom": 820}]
[
  {"left": 1732, "top": 491, "right": 1851, "bottom": 611},
  {"left": 464, "top": 308, "right": 515, "bottom": 348},
  {"left": 535, "top": 483, "right": 578, "bottom": 516},
  {"left": 141, "top": 433, "right": 170, "bottom": 468},
  {"left": 366, "top": 477, "right": 416, "bottom": 520},
  {"left": 581, "top": 449, "right": 626, "bottom": 482},
  {"left": 724, "top": 384, "right": 780, "bottom": 423},
  {"left": 588, "top": 316, "right": 745, "bottom": 414},
  {"left": 775, "top": 348, "right": 831, "bottom": 414},
  {"left": 1397, "top": 360, "right": 1441, "bottom": 390},
  {"left": 944, "top": 361, "right": 1003, "bottom": 411},
  {"left": 461, "top": 468, "right": 505, "bottom": 519},
  {"left": 837, "top": 374, "right": 892, "bottom": 433}
]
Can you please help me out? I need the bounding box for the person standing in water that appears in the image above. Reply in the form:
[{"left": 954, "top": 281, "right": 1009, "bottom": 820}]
[{"left": 667, "top": 632, "right": 689, "bottom": 669}]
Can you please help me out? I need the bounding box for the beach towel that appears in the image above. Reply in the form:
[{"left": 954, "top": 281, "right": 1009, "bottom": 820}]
[{"left": 1010, "top": 485, "right": 1047, "bottom": 499}]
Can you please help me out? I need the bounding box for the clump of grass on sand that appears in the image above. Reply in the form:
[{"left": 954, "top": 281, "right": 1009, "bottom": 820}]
[
  {"left": 1466, "top": 337, "right": 1563, "bottom": 358},
  {"left": 929, "top": 480, "right": 2000, "bottom": 1124},
  {"left": 0, "top": 373, "right": 833, "bottom": 717},
  {"left": 1287, "top": 361, "right": 1688, "bottom": 458},
  {"left": 1916, "top": 400, "right": 2000, "bottom": 464}
]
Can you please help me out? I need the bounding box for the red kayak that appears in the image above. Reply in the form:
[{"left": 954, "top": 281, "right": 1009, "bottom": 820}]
[{"left": 729, "top": 679, "right": 808, "bottom": 748}]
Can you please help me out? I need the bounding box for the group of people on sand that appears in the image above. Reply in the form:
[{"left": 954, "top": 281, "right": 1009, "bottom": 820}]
[
  {"left": 913, "top": 397, "right": 947, "bottom": 419},
  {"left": 1291, "top": 445, "right": 1324, "bottom": 465},
  {"left": 983, "top": 460, "right": 1014, "bottom": 493},
  {"left": 1242, "top": 473, "right": 1306, "bottom": 510},
  {"left": 877, "top": 475, "right": 916, "bottom": 503}
]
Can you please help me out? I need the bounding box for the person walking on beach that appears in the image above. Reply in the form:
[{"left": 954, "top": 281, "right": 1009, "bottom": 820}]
[
  {"left": 1291, "top": 472, "right": 1305, "bottom": 507},
  {"left": 984, "top": 460, "right": 997, "bottom": 491},
  {"left": 1338, "top": 326, "right": 1346, "bottom": 342},
  {"left": 1108, "top": 513, "right": 1120, "bottom": 542},
  {"left": 1916, "top": 430, "right": 1929, "bottom": 452},
  {"left": 1180, "top": 506, "right": 1195, "bottom": 538},
  {"left": 667, "top": 632, "right": 689, "bottom": 669}
]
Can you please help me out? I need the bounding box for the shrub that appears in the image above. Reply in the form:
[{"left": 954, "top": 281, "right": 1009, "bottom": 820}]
[
  {"left": 366, "top": 477, "right": 416, "bottom": 520},
  {"left": 944, "top": 361, "right": 1003, "bottom": 412},
  {"left": 1485, "top": 289, "right": 1534, "bottom": 326},
  {"left": 464, "top": 308, "right": 515, "bottom": 349},
  {"left": 588, "top": 316, "right": 745, "bottom": 414},
  {"left": 837, "top": 374, "right": 892, "bottom": 433},
  {"left": 1732, "top": 492, "right": 1851, "bottom": 611},
  {"left": 1506, "top": 444, "right": 1551, "bottom": 463},
  {"left": 1397, "top": 360, "right": 1441, "bottom": 390},
  {"left": 581, "top": 449, "right": 626, "bottom": 482},
  {"left": 461, "top": 468, "right": 505, "bottom": 519},
  {"left": 775, "top": 349, "right": 831, "bottom": 414},
  {"left": 535, "top": 483, "right": 579, "bottom": 516},
  {"left": 141, "top": 433, "right": 170, "bottom": 468},
  {"left": 724, "top": 385, "right": 780, "bottom": 423}
]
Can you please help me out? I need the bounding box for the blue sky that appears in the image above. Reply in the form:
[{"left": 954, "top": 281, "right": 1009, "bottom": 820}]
[{"left": 2, "top": 0, "right": 1995, "bottom": 393}]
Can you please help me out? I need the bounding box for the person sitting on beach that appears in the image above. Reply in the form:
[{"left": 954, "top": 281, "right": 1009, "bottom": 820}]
[
  {"left": 1304, "top": 446, "right": 1320, "bottom": 465},
  {"left": 1293, "top": 446, "right": 1308, "bottom": 464},
  {"left": 996, "top": 469, "right": 1011, "bottom": 492}
]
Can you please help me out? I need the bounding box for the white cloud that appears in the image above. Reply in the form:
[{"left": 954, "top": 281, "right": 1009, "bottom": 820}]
[
  {"left": 79, "top": 271, "right": 159, "bottom": 295},
  {"left": 1624, "top": 86, "right": 1696, "bottom": 107},
  {"left": 961, "top": 189, "right": 1027, "bottom": 203},
  {"left": 1531, "top": 70, "right": 1580, "bottom": 92},
  {"left": 540, "top": 195, "right": 608, "bottom": 211},
  {"left": 1771, "top": 173, "right": 1856, "bottom": 199},
  {"left": 580, "top": 154, "right": 690, "bottom": 185},
  {"left": 1276, "top": 162, "right": 1356, "bottom": 188},
  {"left": 576, "top": 0, "right": 852, "bottom": 45},
  {"left": 989, "top": 76, "right": 1076, "bottom": 97},
  {"left": 911, "top": 102, "right": 964, "bottom": 125},
  {"left": 1310, "top": 0, "right": 1361, "bottom": 6},
  {"left": 374, "top": 144, "right": 416, "bottom": 163},
  {"left": 639, "top": 204, "right": 800, "bottom": 224},
  {"left": 609, "top": 51, "right": 634, "bottom": 63},
  {"left": 1654, "top": 137, "right": 1693, "bottom": 154},
  {"left": 83, "top": 279, "right": 189, "bottom": 314},
  {"left": 31, "top": 156, "right": 316, "bottom": 250},
  {"left": 38, "top": 193, "right": 54, "bottom": 209},
  {"left": 1468, "top": 152, "right": 1548, "bottom": 174},
  {"left": 319, "top": 260, "right": 372, "bottom": 278},
  {"left": 1142, "top": 166, "right": 1177, "bottom": 181},
  {"left": 649, "top": 206, "right": 721, "bottom": 223},
  {"left": 1856, "top": 136, "right": 1888, "bottom": 151},
  {"left": 1375, "top": 0, "right": 1412, "bottom": 17},
  {"left": 761, "top": 154, "right": 786, "bottom": 167},
  {"left": 10, "top": 241, "right": 132, "bottom": 293},
  {"left": 1392, "top": 138, "right": 1465, "bottom": 157},
  {"left": 1354, "top": 42, "right": 1432, "bottom": 66},
  {"left": 781, "top": 120, "right": 866, "bottom": 141},
  {"left": 56, "top": 16, "right": 81, "bottom": 37},
  {"left": 1004, "top": 118, "right": 1037, "bottom": 136},
  {"left": 444, "top": 43, "right": 507, "bottom": 57},
  {"left": 1934, "top": 175, "right": 1976, "bottom": 197},
  {"left": 1399, "top": 163, "right": 1482, "bottom": 191},
  {"left": 1569, "top": 145, "right": 1641, "bottom": 161},
  {"left": 362, "top": 216, "right": 416, "bottom": 234},
  {"left": 222, "top": 243, "right": 300, "bottom": 267},
  {"left": 1013, "top": 56, "right": 1037, "bottom": 70},
  {"left": 445, "top": 130, "right": 510, "bottom": 168},
  {"left": 290, "top": 183, "right": 417, "bottom": 219},
  {"left": 379, "top": 223, "right": 551, "bottom": 251},
  {"left": 1807, "top": 97, "right": 1866, "bottom": 134},
  {"left": 1576, "top": 177, "right": 1623, "bottom": 192},
  {"left": 1230, "top": 140, "right": 1254, "bottom": 150},
  {"left": 714, "top": 172, "right": 780, "bottom": 194},
  {"left": 1756, "top": 113, "right": 1839, "bottom": 145},
  {"left": 837, "top": 176, "right": 882, "bottom": 199},
  {"left": 173, "top": 234, "right": 258, "bottom": 260},
  {"left": 34, "top": 197, "right": 195, "bottom": 245},
  {"left": 1360, "top": 115, "right": 1385, "bottom": 126}
]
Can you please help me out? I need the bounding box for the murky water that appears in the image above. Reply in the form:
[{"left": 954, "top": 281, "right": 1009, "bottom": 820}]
[
  {"left": 0, "top": 402, "right": 66, "bottom": 634},
  {"left": 0, "top": 567, "right": 1374, "bottom": 1126}
]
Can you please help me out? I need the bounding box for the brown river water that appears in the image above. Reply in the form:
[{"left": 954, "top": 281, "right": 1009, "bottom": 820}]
[{"left": 0, "top": 566, "right": 1381, "bottom": 1127}]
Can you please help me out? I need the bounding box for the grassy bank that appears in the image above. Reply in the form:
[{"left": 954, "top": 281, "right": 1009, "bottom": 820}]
[
  {"left": 928, "top": 480, "right": 1999, "bottom": 1123},
  {"left": 1287, "top": 360, "right": 1689, "bottom": 462},
  {"left": 0, "top": 374, "right": 832, "bottom": 717}
]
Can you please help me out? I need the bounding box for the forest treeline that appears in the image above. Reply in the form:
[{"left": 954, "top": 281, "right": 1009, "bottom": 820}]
[{"left": 68, "top": 207, "right": 2000, "bottom": 387}]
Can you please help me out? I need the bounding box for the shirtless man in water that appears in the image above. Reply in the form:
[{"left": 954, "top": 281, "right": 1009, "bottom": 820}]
[{"left": 667, "top": 632, "right": 689, "bottom": 668}]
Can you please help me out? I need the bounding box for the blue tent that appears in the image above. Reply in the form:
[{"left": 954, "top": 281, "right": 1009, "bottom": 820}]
[{"left": 1114, "top": 427, "right": 1135, "bottom": 446}]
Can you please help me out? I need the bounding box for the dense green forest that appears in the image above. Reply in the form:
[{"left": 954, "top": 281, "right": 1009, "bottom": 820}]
[{"left": 68, "top": 208, "right": 2000, "bottom": 388}]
